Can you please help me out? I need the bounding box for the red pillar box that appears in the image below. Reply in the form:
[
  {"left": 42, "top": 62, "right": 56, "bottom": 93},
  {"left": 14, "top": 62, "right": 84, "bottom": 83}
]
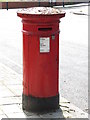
[{"left": 17, "top": 7, "right": 65, "bottom": 112}]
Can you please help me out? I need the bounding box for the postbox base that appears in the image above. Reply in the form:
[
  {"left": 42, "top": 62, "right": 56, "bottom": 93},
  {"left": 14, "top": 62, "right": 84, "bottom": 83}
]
[{"left": 22, "top": 94, "right": 59, "bottom": 113}]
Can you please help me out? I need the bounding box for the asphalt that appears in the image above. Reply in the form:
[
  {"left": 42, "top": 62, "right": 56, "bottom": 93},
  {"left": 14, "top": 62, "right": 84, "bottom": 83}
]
[{"left": 56, "top": 3, "right": 88, "bottom": 113}]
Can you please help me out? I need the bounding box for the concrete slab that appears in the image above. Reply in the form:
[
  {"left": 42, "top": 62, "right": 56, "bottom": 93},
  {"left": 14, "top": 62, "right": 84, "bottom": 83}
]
[
  {"left": 60, "top": 97, "right": 88, "bottom": 118},
  {"left": 6, "top": 113, "right": 26, "bottom": 118},
  {"left": 5, "top": 84, "right": 23, "bottom": 96},
  {"left": 0, "top": 109, "right": 4, "bottom": 115},
  {"left": 0, "top": 114, "right": 8, "bottom": 119},
  {"left": 0, "top": 104, "right": 22, "bottom": 114},
  {"left": 0, "top": 97, "right": 21, "bottom": 105},
  {"left": 0, "top": 88, "right": 15, "bottom": 98}
]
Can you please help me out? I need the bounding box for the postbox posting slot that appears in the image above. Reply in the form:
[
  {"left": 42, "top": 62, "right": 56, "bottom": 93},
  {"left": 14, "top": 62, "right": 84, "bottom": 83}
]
[{"left": 38, "top": 27, "right": 52, "bottom": 31}]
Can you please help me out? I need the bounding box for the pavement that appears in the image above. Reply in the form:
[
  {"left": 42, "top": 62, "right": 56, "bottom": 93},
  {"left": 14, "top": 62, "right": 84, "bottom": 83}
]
[
  {"left": 0, "top": 62, "right": 88, "bottom": 119},
  {"left": 0, "top": 3, "right": 89, "bottom": 119}
]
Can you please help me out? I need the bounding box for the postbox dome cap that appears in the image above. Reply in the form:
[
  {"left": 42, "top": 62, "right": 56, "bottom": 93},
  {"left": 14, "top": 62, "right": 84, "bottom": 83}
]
[{"left": 17, "top": 7, "right": 65, "bottom": 15}]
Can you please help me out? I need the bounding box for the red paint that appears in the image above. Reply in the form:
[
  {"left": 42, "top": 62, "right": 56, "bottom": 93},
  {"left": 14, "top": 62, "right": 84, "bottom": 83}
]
[{"left": 17, "top": 11, "right": 65, "bottom": 97}]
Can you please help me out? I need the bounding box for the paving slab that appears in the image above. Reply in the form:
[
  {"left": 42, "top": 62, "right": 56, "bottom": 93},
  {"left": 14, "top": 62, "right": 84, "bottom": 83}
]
[
  {"left": 0, "top": 97, "right": 21, "bottom": 105},
  {"left": 4, "top": 84, "right": 23, "bottom": 96},
  {"left": 0, "top": 59, "right": 88, "bottom": 119},
  {"left": 0, "top": 114, "right": 8, "bottom": 119},
  {"left": 6, "top": 112, "right": 26, "bottom": 118},
  {"left": 0, "top": 109, "right": 4, "bottom": 115},
  {"left": 0, "top": 104, "right": 22, "bottom": 114},
  {"left": 0, "top": 88, "right": 15, "bottom": 98}
]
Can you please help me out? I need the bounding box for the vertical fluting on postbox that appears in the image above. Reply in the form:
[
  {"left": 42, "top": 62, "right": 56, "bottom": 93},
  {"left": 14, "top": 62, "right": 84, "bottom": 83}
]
[{"left": 17, "top": 7, "right": 65, "bottom": 112}]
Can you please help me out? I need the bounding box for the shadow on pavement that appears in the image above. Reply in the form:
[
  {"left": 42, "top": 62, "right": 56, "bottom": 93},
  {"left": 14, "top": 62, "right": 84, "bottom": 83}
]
[{"left": 23, "top": 107, "right": 66, "bottom": 119}]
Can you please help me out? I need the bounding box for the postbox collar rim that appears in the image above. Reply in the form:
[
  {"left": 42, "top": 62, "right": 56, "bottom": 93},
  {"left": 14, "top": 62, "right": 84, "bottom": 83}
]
[{"left": 17, "top": 12, "right": 66, "bottom": 19}]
